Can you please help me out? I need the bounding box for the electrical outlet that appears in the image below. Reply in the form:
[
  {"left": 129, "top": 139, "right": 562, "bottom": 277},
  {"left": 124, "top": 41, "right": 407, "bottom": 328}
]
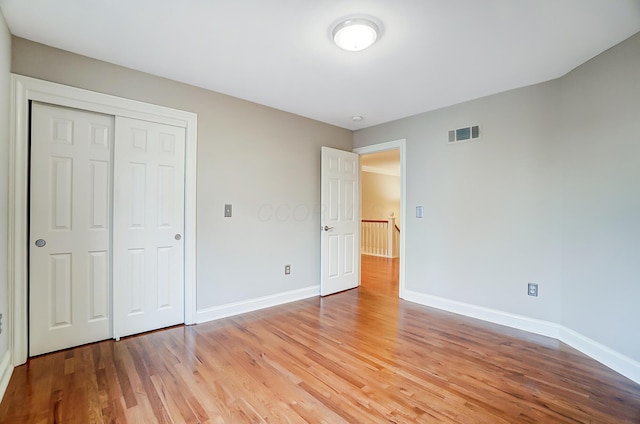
[
  {"left": 285, "top": 265, "right": 291, "bottom": 275},
  {"left": 528, "top": 283, "right": 539, "bottom": 297}
]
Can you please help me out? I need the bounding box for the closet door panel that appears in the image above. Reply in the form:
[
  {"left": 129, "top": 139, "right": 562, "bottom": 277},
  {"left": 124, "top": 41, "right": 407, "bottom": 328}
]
[
  {"left": 113, "top": 117, "right": 186, "bottom": 338},
  {"left": 29, "top": 102, "right": 113, "bottom": 356}
]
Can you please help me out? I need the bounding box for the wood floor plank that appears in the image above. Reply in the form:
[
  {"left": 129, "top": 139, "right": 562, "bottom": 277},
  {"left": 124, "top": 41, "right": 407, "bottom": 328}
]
[{"left": 1, "top": 255, "right": 639, "bottom": 423}]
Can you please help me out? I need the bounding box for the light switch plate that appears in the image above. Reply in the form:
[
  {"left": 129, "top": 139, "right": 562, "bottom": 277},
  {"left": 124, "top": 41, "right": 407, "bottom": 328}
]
[
  {"left": 416, "top": 206, "right": 424, "bottom": 218},
  {"left": 224, "top": 204, "right": 232, "bottom": 217}
]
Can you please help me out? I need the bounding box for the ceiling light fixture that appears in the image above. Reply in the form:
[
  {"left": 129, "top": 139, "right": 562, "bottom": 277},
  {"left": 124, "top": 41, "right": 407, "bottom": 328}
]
[
  {"left": 352, "top": 116, "right": 364, "bottom": 122},
  {"left": 332, "top": 18, "right": 380, "bottom": 52}
]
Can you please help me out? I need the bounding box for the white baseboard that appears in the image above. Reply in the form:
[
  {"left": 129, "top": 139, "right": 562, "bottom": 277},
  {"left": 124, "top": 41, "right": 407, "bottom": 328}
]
[
  {"left": 558, "top": 326, "right": 640, "bottom": 385},
  {"left": 0, "top": 349, "right": 13, "bottom": 403},
  {"left": 403, "top": 290, "right": 640, "bottom": 385},
  {"left": 403, "top": 290, "right": 561, "bottom": 338},
  {"left": 361, "top": 253, "right": 399, "bottom": 259},
  {"left": 196, "top": 285, "right": 320, "bottom": 323}
]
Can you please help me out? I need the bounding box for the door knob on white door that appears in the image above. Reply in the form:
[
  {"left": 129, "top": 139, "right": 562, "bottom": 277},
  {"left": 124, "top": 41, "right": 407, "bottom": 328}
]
[
  {"left": 35, "top": 239, "right": 46, "bottom": 247},
  {"left": 323, "top": 226, "right": 334, "bottom": 231},
  {"left": 175, "top": 234, "right": 182, "bottom": 240}
]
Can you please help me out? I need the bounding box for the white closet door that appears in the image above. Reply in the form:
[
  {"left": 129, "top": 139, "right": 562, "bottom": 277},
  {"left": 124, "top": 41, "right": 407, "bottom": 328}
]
[
  {"left": 113, "top": 117, "right": 186, "bottom": 338},
  {"left": 29, "top": 102, "right": 114, "bottom": 356}
]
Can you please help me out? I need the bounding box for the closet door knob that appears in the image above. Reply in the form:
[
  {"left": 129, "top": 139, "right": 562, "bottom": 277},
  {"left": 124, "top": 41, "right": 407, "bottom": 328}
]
[
  {"left": 35, "top": 239, "right": 47, "bottom": 247},
  {"left": 175, "top": 234, "right": 182, "bottom": 240}
]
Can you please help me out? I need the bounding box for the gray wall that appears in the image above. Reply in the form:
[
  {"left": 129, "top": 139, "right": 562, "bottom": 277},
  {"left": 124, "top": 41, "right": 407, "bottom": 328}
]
[
  {"left": 11, "top": 37, "right": 353, "bottom": 312},
  {"left": 355, "top": 32, "right": 640, "bottom": 361},
  {"left": 0, "top": 9, "right": 10, "bottom": 366},
  {"left": 558, "top": 33, "right": 640, "bottom": 359}
]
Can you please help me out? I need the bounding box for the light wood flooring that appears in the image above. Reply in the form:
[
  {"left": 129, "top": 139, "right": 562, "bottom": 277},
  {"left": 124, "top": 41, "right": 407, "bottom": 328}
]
[
  {"left": 360, "top": 254, "right": 399, "bottom": 296},
  {"left": 1, "top": 255, "right": 639, "bottom": 423}
]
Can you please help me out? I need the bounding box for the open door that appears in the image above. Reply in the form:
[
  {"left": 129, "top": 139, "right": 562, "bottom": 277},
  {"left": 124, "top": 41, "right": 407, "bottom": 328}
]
[{"left": 320, "top": 147, "right": 360, "bottom": 296}]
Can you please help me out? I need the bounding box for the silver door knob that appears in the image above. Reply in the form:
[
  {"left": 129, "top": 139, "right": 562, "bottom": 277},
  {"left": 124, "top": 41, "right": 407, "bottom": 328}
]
[
  {"left": 323, "top": 226, "right": 334, "bottom": 231},
  {"left": 35, "top": 239, "right": 46, "bottom": 247},
  {"left": 175, "top": 234, "right": 182, "bottom": 240}
]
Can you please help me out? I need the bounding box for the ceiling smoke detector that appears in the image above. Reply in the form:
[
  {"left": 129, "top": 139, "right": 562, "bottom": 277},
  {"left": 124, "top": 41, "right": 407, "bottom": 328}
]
[{"left": 332, "top": 18, "right": 380, "bottom": 52}]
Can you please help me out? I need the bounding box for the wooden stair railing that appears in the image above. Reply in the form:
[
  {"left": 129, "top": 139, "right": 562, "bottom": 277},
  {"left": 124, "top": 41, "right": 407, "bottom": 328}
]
[{"left": 361, "top": 215, "right": 399, "bottom": 258}]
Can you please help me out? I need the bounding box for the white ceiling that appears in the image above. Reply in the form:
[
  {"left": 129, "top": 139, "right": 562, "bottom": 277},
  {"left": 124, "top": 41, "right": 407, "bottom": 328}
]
[{"left": 1, "top": 0, "right": 639, "bottom": 130}]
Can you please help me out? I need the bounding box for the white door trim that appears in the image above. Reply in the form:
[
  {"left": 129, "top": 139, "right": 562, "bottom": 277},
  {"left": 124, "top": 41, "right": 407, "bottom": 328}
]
[
  {"left": 8, "top": 74, "right": 198, "bottom": 366},
  {"left": 353, "top": 139, "right": 406, "bottom": 298}
]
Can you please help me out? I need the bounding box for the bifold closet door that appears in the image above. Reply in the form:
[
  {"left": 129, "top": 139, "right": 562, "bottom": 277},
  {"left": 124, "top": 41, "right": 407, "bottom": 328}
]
[
  {"left": 29, "top": 102, "right": 114, "bottom": 356},
  {"left": 113, "top": 117, "right": 186, "bottom": 338}
]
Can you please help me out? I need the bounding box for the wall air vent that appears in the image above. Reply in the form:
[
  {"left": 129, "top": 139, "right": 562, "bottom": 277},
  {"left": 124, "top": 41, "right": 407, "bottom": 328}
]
[{"left": 448, "top": 125, "right": 480, "bottom": 144}]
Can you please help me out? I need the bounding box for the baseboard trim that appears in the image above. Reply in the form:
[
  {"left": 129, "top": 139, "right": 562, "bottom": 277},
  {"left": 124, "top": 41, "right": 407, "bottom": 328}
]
[
  {"left": 361, "top": 253, "right": 399, "bottom": 259},
  {"left": 403, "top": 290, "right": 640, "bottom": 385},
  {"left": 558, "top": 326, "right": 640, "bottom": 385},
  {"left": 403, "top": 290, "right": 560, "bottom": 338},
  {"left": 0, "top": 350, "right": 13, "bottom": 403},
  {"left": 196, "top": 285, "right": 320, "bottom": 323}
]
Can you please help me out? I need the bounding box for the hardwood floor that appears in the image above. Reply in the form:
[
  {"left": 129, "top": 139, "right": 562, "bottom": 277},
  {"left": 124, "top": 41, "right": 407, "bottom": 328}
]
[
  {"left": 2, "top": 259, "right": 639, "bottom": 423},
  {"left": 361, "top": 254, "right": 399, "bottom": 296}
]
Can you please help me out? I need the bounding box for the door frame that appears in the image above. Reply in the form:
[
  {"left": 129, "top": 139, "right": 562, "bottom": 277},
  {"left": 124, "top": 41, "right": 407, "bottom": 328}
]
[
  {"left": 353, "top": 139, "right": 406, "bottom": 298},
  {"left": 7, "top": 74, "right": 198, "bottom": 366}
]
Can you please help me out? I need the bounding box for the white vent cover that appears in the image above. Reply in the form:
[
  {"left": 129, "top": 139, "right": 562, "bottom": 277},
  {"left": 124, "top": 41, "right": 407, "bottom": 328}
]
[{"left": 448, "top": 125, "right": 480, "bottom": 143}]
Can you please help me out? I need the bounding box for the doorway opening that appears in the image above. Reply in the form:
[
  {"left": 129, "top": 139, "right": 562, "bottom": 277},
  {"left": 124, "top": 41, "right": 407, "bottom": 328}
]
[
  {"left": 354, "top": 139, "right": 406, "bottom": 298},
  {"left": 360, "top": 150, "right": 400, "bottom": 296}
]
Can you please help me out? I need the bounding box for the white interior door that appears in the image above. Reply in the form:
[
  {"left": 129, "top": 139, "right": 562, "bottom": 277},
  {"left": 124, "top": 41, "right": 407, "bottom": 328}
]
[
  {"left": 29, "top": 102, "right": 114, "bottom": 356},
  {"left": 320, "top": 146, "right": 360, "bottom": 296},
  {"left": 113, "top": 117, "right": 186, "bottom": 338}
]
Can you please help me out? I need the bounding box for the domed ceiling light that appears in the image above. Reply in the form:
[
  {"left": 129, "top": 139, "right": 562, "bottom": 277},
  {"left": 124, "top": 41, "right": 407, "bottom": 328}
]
[{"left": 332, "top": 18, "right": 380, "bottom": 52}]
